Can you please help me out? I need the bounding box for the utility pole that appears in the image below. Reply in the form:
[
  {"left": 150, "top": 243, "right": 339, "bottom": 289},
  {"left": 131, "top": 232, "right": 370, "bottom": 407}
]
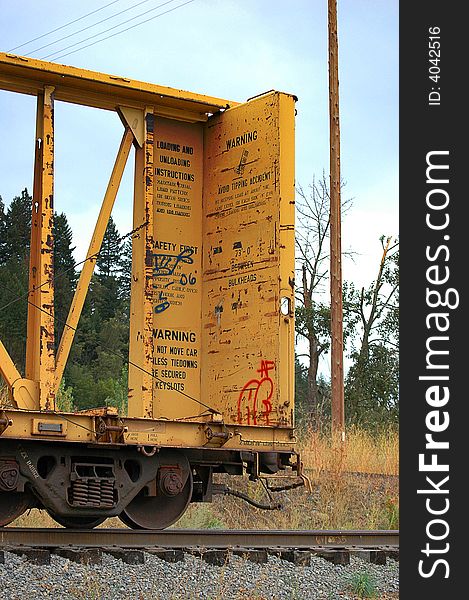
[{"left": 328, "top": 0, "right": 345, "bottom": 441}]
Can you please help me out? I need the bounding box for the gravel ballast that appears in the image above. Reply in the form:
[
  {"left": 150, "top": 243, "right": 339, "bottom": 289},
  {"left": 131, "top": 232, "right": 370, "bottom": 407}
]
[{"left": 0, "top": 550, "right": 398, "bottom": 599}]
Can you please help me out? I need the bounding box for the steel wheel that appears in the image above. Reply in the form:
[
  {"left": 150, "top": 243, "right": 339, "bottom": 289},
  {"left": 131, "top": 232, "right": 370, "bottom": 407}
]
[
  {"left": 48, "top": 512, "right": 106, "bottom": 529},
  {"left": 119, "top": 470, "right": 193, "bottom": 530},
  {"left": 0, "top": 490, "right": 33, "bottom": 527}
]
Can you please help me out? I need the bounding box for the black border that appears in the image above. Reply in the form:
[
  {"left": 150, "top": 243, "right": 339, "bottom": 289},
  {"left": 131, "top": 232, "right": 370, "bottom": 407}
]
[{"left": 400, "top": 2, "right": 466, "bottom": 595}]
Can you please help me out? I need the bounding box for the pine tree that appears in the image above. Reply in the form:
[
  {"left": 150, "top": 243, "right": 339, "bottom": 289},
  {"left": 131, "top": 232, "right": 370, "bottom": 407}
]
[
  {"left": 54, "top": 212, "right": 77, "bottom": 345},
  {"left": 0, "top": 189, "right": 32, "bottom": 371},
  {"left": 2, "top": 189, "right": 32, "bottom": 263},
  {"left": 68, "top": 216, "right": 130, "bottom": 409},
  {"left": 0, "top": 259, "right": 28, "bottom": 371},
  {"left": 0, "top": 195, "right": 132, "bottom": 411},
  {"left": 91, "top": 216, "right": 123, "bottom": 321},
  {"left": 119, "top": 237, "right": 132, "bottom": 316},
  {"left": 96, "top": 216, "right": 122, "bottom": 279}
]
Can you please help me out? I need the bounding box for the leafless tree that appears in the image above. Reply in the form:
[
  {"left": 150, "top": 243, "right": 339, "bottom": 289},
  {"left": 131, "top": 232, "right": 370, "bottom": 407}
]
[
  {"left": 344, "top": 236, "right": 399, "bottom": 423},
  {"left": 294, "top": 174, "right": 352, "bottom": 425}
]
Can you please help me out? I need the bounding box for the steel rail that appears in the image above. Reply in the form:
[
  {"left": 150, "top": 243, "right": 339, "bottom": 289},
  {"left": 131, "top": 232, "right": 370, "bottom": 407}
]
[{"left": 0, "top": 528, "right": 398, "bottom": 549}]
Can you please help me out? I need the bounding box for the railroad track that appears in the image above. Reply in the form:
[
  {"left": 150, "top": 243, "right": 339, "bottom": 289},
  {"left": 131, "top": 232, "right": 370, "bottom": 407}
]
[{"left": 0, "top": 528, "right": 399, "bottom": 567}]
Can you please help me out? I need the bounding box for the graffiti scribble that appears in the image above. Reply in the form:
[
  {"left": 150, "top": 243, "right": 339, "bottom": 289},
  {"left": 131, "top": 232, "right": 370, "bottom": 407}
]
[
  {"left": 237, "top": 360, "right": 275, "bottom": 425},
  {"left": 154, "top": 291, "right": 170, "bottom": 314},
  {"left": 153, "top": 247, "right": 194, "bottom": 276},
  {"left": 152, "top": 247, "right": 195, "bottom": 314}
]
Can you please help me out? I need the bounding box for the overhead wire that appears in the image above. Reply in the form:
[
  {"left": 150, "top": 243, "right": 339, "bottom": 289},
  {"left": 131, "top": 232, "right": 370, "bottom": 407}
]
[
  {"left": 0, "top": 222, "right": 218, "bottom": 415},
  {"left": 3, "top": 0, "right": 204, "bottom": 413},
  {"left": 7, "top": 0, "right": 124, "bottom": 53},
  {"left": 0, "top": 219, "right": 148, "bottom": 314},
  {"left": 24, "top": 0, "right": 167, "bottom": 58},
  {"left": 44, "top": 0, "right": 196, "bottom": 62},
  {"left": 3, "top": 283, "right": 218, "bottom": 414}
]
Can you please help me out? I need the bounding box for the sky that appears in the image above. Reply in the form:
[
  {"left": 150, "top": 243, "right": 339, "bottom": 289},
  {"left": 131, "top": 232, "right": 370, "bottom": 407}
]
[{"left": 0, "top": 0, "right": 398, "bottom": 323}]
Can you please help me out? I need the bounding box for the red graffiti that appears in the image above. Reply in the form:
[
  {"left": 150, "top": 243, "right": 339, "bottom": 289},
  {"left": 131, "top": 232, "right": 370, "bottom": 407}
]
[{"left": 237, "top": 360, "right": 275, "bottom": 425}]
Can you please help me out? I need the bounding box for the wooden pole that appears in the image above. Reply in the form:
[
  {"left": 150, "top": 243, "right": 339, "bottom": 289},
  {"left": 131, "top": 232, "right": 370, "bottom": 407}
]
[{"left": 328, "top": 0, "right": 345, "bottom": 440}]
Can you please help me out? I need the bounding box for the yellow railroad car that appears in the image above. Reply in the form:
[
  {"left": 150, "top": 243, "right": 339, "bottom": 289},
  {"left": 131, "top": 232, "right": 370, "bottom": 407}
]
[{"left": 0, "top": 52, "right": 304, "bottom": 529}]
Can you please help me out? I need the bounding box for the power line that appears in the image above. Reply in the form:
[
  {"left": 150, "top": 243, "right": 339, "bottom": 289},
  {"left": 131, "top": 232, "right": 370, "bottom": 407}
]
[
  {"left": 25, "top": 0, "right": 163, "bottom": 58},
  {"left": 0, "top": 220, "right": 148, "bottom": 314},
  {"left": 7, "top": 0, "right": 124, "bottom": 53},
  {"left": 0, "top": 223, "right": 217, "bottom": 414},
  {"left": 44, "top": 0, "right": 194, "bottom": 62},
  {"left": 11, "top": 288, "right": 218, "bottom": 413}
]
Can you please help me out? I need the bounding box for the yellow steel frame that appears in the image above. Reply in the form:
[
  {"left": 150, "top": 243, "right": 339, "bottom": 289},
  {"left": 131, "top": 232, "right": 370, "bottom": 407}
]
[
  {"left": 0, "top": 53, "right": 235, "bottom": 121},
  {"left": 0, "top": 52, "right": 233, "bottom": 411},
  {"left": 127, "top": 109, "right": 155, "bottom": 419},
  {"left": 0, "top": 406, "right": 296, "bottom": 452},
  {"left": 0, "top": 53, "right": 296, "bottom": 453},
  {"left": 25, "top": 87, "right": 56, "bottom": 410},
  {"left": 54, "top": 127, "right": 134, "bottom": 392}
]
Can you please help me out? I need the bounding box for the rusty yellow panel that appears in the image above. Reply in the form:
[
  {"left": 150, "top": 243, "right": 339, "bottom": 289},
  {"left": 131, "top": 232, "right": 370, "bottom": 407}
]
[
  {"left": 278, "top": 94, "right": 296, "bottom": 423},
  {"left": 2, "top": 411, "right": 92, "bottom": 442},
  {"left": 1, "top": 407, "right": 294, "bottom": 451},
  {"left": 152, "top": 118, "right": 204, "bottom": 419},
  {"left": 201, "top": 92, "right": 296, "bottom": 428},
  {"left": 120, "top": 418, "right": 295, "bottom": 450}
]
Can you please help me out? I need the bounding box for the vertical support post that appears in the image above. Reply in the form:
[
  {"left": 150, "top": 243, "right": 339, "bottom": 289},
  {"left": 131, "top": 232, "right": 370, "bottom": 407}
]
[
  {"left": 25, "top": 87, "right": 56, "bottom": 411},
  {"left": 128, "top": 109, "right": 155, "bottom": 418},
  {"left": 26, "top": 94, "right": 43, "bottom": 385},
  {"left": 328, "top": 0, "right": 345, "bottom": 439}
]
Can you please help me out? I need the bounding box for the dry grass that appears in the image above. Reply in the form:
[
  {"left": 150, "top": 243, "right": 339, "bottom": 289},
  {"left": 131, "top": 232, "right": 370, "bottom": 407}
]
[
  {"left": 300, "top": 426, "right": 399, "bottom": 476},
  {"left": 176, "top": 426, "right": 399, "bottom": 531},
  {"left": 12, "top": 510, "right": 124, "bottom": 528},
  {"left": 13, "top": 427, "right": 398, "bottom": 532}
]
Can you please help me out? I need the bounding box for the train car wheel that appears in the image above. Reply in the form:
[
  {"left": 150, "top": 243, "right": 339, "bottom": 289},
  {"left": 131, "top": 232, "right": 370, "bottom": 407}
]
[
  {"left": 119, "top": 470, "right": 193, "bottom": 530},
  {"left": 0, "top": 490, "right": 33, "bottom": 526},
  {"left": 47, "top": 512, "right": 106, "bottom": 529}
]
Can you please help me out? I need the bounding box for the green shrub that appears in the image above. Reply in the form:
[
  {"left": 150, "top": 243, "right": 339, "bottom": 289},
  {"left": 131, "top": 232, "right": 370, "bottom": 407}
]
[{"left": 347, "top": 571, "right": 377, "bottom": 598}]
